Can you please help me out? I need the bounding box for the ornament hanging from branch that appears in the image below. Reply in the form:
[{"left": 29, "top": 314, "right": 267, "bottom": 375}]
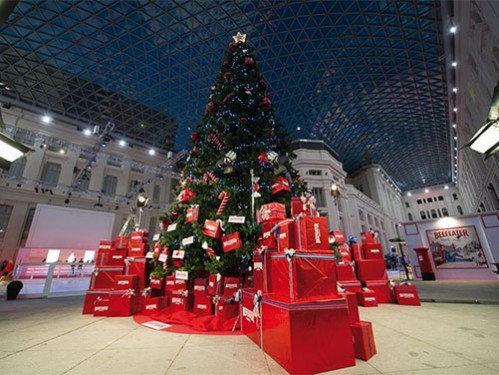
[{"left": 217, "top": 190, "right": 230, "bottom": 215}]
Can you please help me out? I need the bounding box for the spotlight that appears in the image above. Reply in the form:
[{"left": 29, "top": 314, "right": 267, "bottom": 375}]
[
  {"left": 42, "top": 115, "right": 52, "bottom": 124},
  {"left": 119, "top": 140, "right": 126, "bottom": 147},
  {"left": 450, "top": 25, "right": 457, "bottom": 33},
  {"left": 148, "top": 149, "right": 156, "bottom": 156},
  {"left": 83, "top": 129, "right": 92, "bottom": 136}
]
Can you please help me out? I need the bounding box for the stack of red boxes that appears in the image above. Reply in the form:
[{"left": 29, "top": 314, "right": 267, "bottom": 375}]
[
  {"left": 241, "top": 199, "right": 360, "bottom": 373},
  {"left": 125, "top": 230, "right": 151, "bottom": 290},
  {"left": 355, "top": 232, "right": 393, "bottom": 305},
  {"left": 334, "top": 231, "right": 363, "bottom": 294}
]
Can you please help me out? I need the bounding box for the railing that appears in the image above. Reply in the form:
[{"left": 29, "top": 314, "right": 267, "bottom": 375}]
[{"left": 10, "top": 262, "right": 95, "bottom": 298}]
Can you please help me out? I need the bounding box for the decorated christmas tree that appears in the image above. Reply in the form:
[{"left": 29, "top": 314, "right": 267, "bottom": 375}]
[{"left": 153, "top": 32, "right": 308, "bottom": 280}]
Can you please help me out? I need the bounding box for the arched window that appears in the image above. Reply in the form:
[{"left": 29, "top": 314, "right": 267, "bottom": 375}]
[
  {"left": 420, "top": 211, "right": 427, "bottom": 220},
  {"left": 408, "top": 213, "right": 413, "bottom": 221},
  {"left": 102, "top": 175, "right": 118, "bottom": 196},
  {"left": 457, "top": 205, "right": 463, "bottom": 215},
  {"left": 442, "top": 207, "right": 449, "bottom": 216},
  {"left": 431, "top": 209, "right": 437, "bottom": 219}
]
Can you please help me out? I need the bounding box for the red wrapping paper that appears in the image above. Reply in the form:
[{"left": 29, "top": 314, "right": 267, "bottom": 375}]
[
  {"left": 215, "top": 296, "right": 239, "bottom": 322},
  {"left": 193, "top": 278, "right": 207, "bottom": 296},
  {"left": 207, "top": 274, "right": 223, "bottom": 296},
  {"left": 365, "top": 280, "right": 395, "bottom": 303},
  {"left": 394, "top": 284, "right": 421, "bottom": 306},
  {"left": 270, "top": 176, "right": 291, "bottom": 195},
  {"left": 178, "top": 189, "right": 196, "bottom": 203},
  {"left": 82, "top": 291, "right": 110, "bottom": 314},
  {"left": 261, "top": 295, "right": 355, "bottom": 374},
  {"left": 93, "top": 298, "right": 111, "bottom": 316},
  {"left": 142, "top": 297, "right": 168, "bottom": 315},
  {"left": 268, "top": 251, "right": 338, "bottom": 302},
  {"left": 89, "top": 267, "right": 123, "bottom": 290},
  {"left": 257, "top": 202, "right": 286, "bottom": 223},
  {"left": 350, "top": 243, "right": 363, "bottom": 260},
  {"left": 338, "top": 280, "right": 363, "bottom": 293},
  {"left": 336, "top": 262, "right": 357, "bottom": 281},
  {"left": 362, "top": 243, "right": 384, "bottom": 259},
  {"left": 223, "top": 277, "right": 241, "bottom": 297},
  {"left": 340, "top": 291, "right": 360, "bottom": 324},
  {"left": 113, "top": 275, "right": 139, "bottom": 291},
  {"left": 202, "top": 220, "right": 221, "bottom": 238},
  {"left": 277, "top": 219, "right": 295, "bottom": 252},
  {"left": 149, "top": 275, "right": 165, "bottom": 291},
  {"left": 360, "top": 231, "right": 376, "bottom": 244},
  {"left": 291, "top": 196, "right": 317, "bottom": 217},
  {"left": 351, "top": 321, "right": 377, "bottom": 361},
  {"left": 128, "top": 243, "right": 147, "bottom": 257},
  {"left": 124, "top": 257, "right": 150, "bottom": 289},
  {"left": 294, "top": 216, "right": 329, "bottom": 251},
  {"left": 355, "top": 259, "right": 388, "bottom": 281},
  {"left": 109, "top": 291, "right": 141, "bottom": 316},
  {"left": 185, "top": 205, "right": 199, "bottom": 223},
  {"left": 356, "top": 290, "right": 378, "bottom": 307},
  {"left": 330, "top": 230, "right": 346, "bottom": 245},
  {"left": 193, "top": 294, "right": 214, "bottom": 316},
  {"left": 170, "top": 293, "right": 193, "bottom": 313},
  {"left": 252, "top": 250, "right": 264, "bottom": 292},
  {"left": 221, "top": 232, "right": 242, "bottom": 253},
  {"left": 241, "top": 289, "right": 262, "bottom": 347},
  {"left": 261, "top": 221, "right": 278, "bottom": 249}
]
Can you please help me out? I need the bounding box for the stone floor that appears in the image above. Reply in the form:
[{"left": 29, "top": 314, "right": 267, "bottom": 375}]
[{"left": 1, "top": 281, "right": 499, "bottom": 374}]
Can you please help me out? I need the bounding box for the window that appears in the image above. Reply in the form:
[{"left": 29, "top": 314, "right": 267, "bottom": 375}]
[
  {"left": 8, "top": 157, "right": 26, "bottom": 179},
  {"left": 311, "top": 187, "right": 325, "bottom": 207},
  {"left": 367, "top": 214, "right": 373, "bottom": 225},
  {"left": 129, "top": 180, "right": 140, "bottom": 194},
  {"left": 408, "top": 212, "right": 413, "bottom": 221},
  {"left": 21, "top": 208, "right": 36, "bottom": 241},
  {"left": 308, "top": 170, "right": 322, "bottom": 176},
  {"left": 453, "top": 193, "right": 458, "bottom": 200},
  {"left": 431, "top": 209, "right": 437, "bottom": 218},
  {"left": 457, "top": 205, "right": 463, "bottom": 215},
  {"left": 428, "top": 197, "right": 433, "bottom": 203},
  {"left": 442, "top": 207, "right": 449, "bottom": 217},
  {"left": 438, "top": 196, "right": 444, "bottom": 201},
  {"left": 152, "top": 184, "right": 160, "bottom": 204},
  {"left": 358, "top": 209, "right": 365, "bottom": 221},
  {"left": 40, "top": 162, "right": 61, "bottom": 187},
  {"left": 437, "top": 209, "right": 442, "bottom": 217},
  {"left": 102, "top": 175, "right": 118, "bottom": 196},
  {"left": 405, "top": 202, "right": 410, "bottom": 208},
  {"left": 77, "top": 171, "right": 91, "bottom": 191},
  {"left": 0, "top": 205, "right": 14, "bottom": 239},
  {"left": 420, "top": 211, "right": 427, "bottom": 220},
  {"left": 148, "top": 217, "right": 158, "bottom": 242},
  {"left": 417, "top": 199, "right": 422, "bottom": 204}
]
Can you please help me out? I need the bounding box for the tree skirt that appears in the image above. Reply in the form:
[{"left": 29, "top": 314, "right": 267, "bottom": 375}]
[{"left": 133, "top": 310, "right": 242, "bottom": 335}]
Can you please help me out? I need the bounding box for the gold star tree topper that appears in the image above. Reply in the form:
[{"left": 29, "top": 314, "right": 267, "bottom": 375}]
[{"left": 232, "top": 32, "right": 246, "bottom": 44}]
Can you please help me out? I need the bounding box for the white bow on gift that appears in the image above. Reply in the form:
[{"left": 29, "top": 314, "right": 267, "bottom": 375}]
[{"left": 284, "top": 248, "right": 296, "bottom": 262}]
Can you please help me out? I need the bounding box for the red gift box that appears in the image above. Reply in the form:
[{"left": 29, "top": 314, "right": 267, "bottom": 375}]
[
  {"left": 362, "top": 243, "right": 383, "bottom": 260},
  {"left": 338, "top": 280, "right": 363, "bottom": 293},
  {"left": 193, "top": 293, "right": 214, "bottom": 316},
  {"left": 93, "top": 298, "right": 111, "bottom": 316},
  {"left": 170, "top": 293, "right": 193, "bottom": 313},
  {"left": 270, "top": 176, "right": 291, "bottom": 195},
  {"left": 82, "top": 291, "right": 110, "bottom": 314},
  {"left": 252, "top": 250, "right": 265, "bottom": 292},
  {"left": 128, "top": 243, "right": 147, "bottom": 257},
  {"left": 171, "top": 249, "right": 185, "bottom": 268},
  {"left": 99, "top": 240, "right": 114, "bottom": 249},
  {"left": 394, "top": 284, "right": 421, "bottom": 306},
  {"left": 165, "top": 275, "right": 175, "bottom": 291},
  {"left": 294, "top": 216, "right": 329, "bottom": 251},
  {"left": 277, "top": 219, "right": 295, "bottom": 252},
  {"left": 223, "top": 277, "right": 241, "bottom": 297},
  {"left": 185, "top": 205, "right": 199, "bottom": 223},
  {"left": 124, "top": 257, "right": 150, "bottom": 289},
  {"left": 142, "top": 297, "right": 168, "bottom": 315},
  {"left": 193, "top": 278, "right": 207, "bottom": 295},
  {"left": 215, "top": 296, "right": 239, "bottom": 322},
  {"left": 113, "top": 275, "right": 139, "bottom": 291},
  {"left": 102, "top": 250, "right": 126, "bottom": 267},
  {"left": 336, "top": 262, "right": 357, "bottom": 281},
  {"left": 356, "top": 290, "right": 378, "bottom": 307},
  {"left": 351, "top": 321, "right": 377, "bottom": 361},
  {"left": 330, "top": 230, "right": 346, "bottom": 245},
  {"left": 365, "top": 280, "right": 395, "bottom": 304},
  {"left": 268, "top": 251, "right": 338, "bottom": 302},
  {"left": 350, "top": 243, "right": 363, "bottom": 260},
  {"left": 360, "top": 231, "right": 377, "bottom": 244},
  {"left": 355, "top": 259, "right": 388, "bottom": 281},
  {"left": 178, "top": 189, "right": 196, "bottom": 203},
  {"left": 202, "top": 219, "right": 221, "bottom": 238},
  {"left": 115, "top": 235, "right": 129, "bottom": 250},
  {"left": 340, "top": 291, "right": 360, "bottom": 324},
  {"left": 291, "top": 195, "right": 318, "bottom": 217},
  {"left": 261, "top": 295, "right": 355, "bottom": 374},
  {"left": 221, "top": 232, "right": 242, "bottom": 253},
  {"left": 131, "top": 230, "right": 149, "bottom": 241},
  {"left": 261, "top": 221, "right": 278, "bottom": 249},
  {"left": 338, "top": 244, "right": 352, "bottom": 263},
  {"left": 89, "top": 267, "right": 123, "bottom": 290},
  {"left": 257, "top": 202, "right": 286, "bottom": 223},
  {"left": 171, "top": 279, "right": 189, "bottom": 296},
  {"left": 149, "top": 274, "right": 165, "bottom": 291},
  {"left": 109, "top": 290, "right": 141, "bottom": 316},
  {"left": 241, "top": 289, "right": 262, "bottom": 347},
  {"left": 207, "top": 274, "right": 223, "bottom": 296}
]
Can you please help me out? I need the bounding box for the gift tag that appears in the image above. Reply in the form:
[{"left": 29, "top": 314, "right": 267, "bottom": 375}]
[
  {"left": 145, "top": 251, "right": 154, "bottom": 259},
  {"left": 182, "top": 236, "right": 195, "bottom": 246},
  {"left": 228, "top": 215, "right": 245, "bottom": 224},
  {"left": 158, "top": 253, "right": 168, "bottom": 262},
  {"left": 153, "top": 233, "right": 160, "bottom": 241},
  {"left": 167, "top": 223, "right": 177, "bottom": 232},
  {"left": 175, "top": 270, "right": 189, "bottom": 280}
]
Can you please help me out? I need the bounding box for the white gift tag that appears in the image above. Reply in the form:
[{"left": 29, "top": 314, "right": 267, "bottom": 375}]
[
  {"left": 153, "top": 233, "right": 160, "bottom": 241},
  {"left": 145, "top": 251, "right": 154, "bottom": 259},
  {"left": 175, "top": 270, "right": 189, "bottom": 280},
  {"left": 228, "top": 215, "right": 246, "bottom": 224},
  {"left": 182, "top": 236, "right": 195, "bottom": 246},
  {"left": 167, "top": 223, "right": 177, "bottom": 232},
  {"left": 158, "top": 253, "right": 168, "bottom": 262}
]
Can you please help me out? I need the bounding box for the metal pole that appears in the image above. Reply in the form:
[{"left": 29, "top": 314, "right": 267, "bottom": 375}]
[
  {"left": 250, "top": 169, "right": 255, "bottom": 222},
  {"left": 395, "top": 224, "right": 410, "bottom": 280}
]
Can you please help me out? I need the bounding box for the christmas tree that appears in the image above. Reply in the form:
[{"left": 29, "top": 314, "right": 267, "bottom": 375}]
[{"left": 154, "top": 32, "right": 308, "bottom": 280}]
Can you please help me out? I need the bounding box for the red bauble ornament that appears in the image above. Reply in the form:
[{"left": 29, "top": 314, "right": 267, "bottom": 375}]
[
  {"left": 229, "top": 42, "right": 237, "bottom": 52},
  {"left": 222, "top": 92, "right": 235, "bottom": 104},
  {"left": 191, "top": 131, "right": 199, "bottom": 142},
  {"left": 260, "top": 96, "right": 271, "bottom": 107},
  {"left": 244, "top": 57, "right": 255, "bottom": 67},
  {"left": 205, "top": 101, "right": 217, "bottom": 113},
  {"left": 259, "top": 79, "right": 267, "bottom": 89},
  {"left": 239, "top": 117, "right": 248, "bottom": 125},
  {"left": 258, "top": 151, "right": 269, "bottom": 165},
  {"left": 223, "top": 72, "right": 232, "bottom": 81}
]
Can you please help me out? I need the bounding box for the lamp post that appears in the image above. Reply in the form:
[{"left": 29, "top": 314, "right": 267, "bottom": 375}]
[
  {"left": 330, "top": 182, "right": 341, "bottom": 205},
  {"left": 393, "top": 224, "right": 410, "bottom": 280},
  {"left": 135, "top": 188, "right": 149, "bottom": 230}
]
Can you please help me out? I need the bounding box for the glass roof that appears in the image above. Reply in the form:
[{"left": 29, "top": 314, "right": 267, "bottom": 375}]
[{"left": 0, "top": 0, "right": 451, "bottom": 191}]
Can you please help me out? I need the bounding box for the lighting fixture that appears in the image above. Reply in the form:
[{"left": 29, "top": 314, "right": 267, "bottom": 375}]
[
  {"left": 453, "top": 87, "right": 458, "bottom": 93},
  {"left": 465, "top": 82, "right": 499, "bottom": 158},
  {"left": 330, "top": 183, "right": 340, "bottom": 198},
  {"left": 450, "top": 25, "right": 457, "bottom": 33},
  {"left": 42, "top": 115, "right": 52, "bottom": 123},
  {"left": 94, "top": 197, "right": 103, "bottom": 208},
  {"left": 424, "top": 188, "right": 429, "bottom": 193},
  {"left": 136, "top": 188, "right": 149, "bottom": 208},
  {"left": 148, "top": 149, "right": 156, "bottom": 156},
  {"left": 452, "top": 124, "right": 456, "bottom": 128},
  {"left": 453, "top": 107, "right": 457, "bottom": 112},
  {"left": 83, "top": 129, "right": 92, "bottom": 136},
  {"left": 0, "top": 132, "right": 31, "bottom": 170},
  {"left": 451, "top": 61, "right": 457, "bottom": 67},
  {"left": 407, "top": 192, "right": 412, "bottom": 197},
  {"left": 444, "top": 185, "right": 449, "bottom": 190},
  {"left": 119, "top": 140, "right": 126, "bottom": 147},
  {"left": 59, "top": 149, "right": 65, "bottom": 154}
]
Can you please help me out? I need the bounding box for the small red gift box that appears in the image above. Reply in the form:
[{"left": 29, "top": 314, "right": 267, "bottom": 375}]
[
  {"left": 338, "top": 244, "right": 352, "bottom": 263},
  {"left": 172, "top": 249, "right": 185, "bottom": 268},
  {"left": 124, "top": 257, "right": 150, "bottom": 289},
  {"left": 338, "top": 280, "right": 363, "bottom": 293},
  {"left": 165, "top": 275, "right": 175, "bottom": 291},
  {"left": 207, "top": 274, "right": 223, "bottom": 296},
  {"left": 394, "top": 284, "right": 421, "bottom": 306},
  {"left": 340, "top": 291, "right": 360, "bottom": 324},
  {"left": 215, "top": 296, "right": 239, "bottom": 322},
  {"left": 193, "top": 293, "right": 214, "bottom": 316},
  {"left": 89, "top": 267, "right": 123, "bottom": 290},
  {"left": 336, "top": 263, "right": 357, "bottom": 281},
  {"left": 109, "top": 290, "right": 141, "bottom": 316},
  {"left": 355, "top": 259, "right": 388, "bottom": 281},
  {"left": 99, "top": 240, "right": 114, "bottom": 249},
  {"left": 360, "top": 231, "right": 377, "bottom": 244},
  {"left": 291, "top": 195, "right": 318, "bottom": 217},
  {"left": 185, "top": 205, "right": 199, "bottom": 223},
  {"left": 178, "top": 189, "right": 196, "bottom": 203},
  {"left": 82, "top": 291, "right": 110, "bottom": 314},
  {"left": 128, "top": 243, "right": 147, "bottom": 257},
  {"left": 270, "top": 176, "right": 291, "bottom": 195},
  {"left": 222, "top": 232, "right": 242, "bottom": 253},
  {"left": 223, "top": 277, "right": 241, "bottom": 297},
  {"left": 114, "top": 275, "right": 139, "bottom": 291},
  {"left": 131, "top": 230, "right": 149, "bottom": 241},
  {"left": 241, "top": 289, "right": 262, "bottom": 347},
  {"left": 102, "top": 250, "right": 126, "bottom": 267},
  {"left": 142, "top": 297, "right": 168, "bottom": 315},
  {"left": 193, "top": 278, "right": 207, "bottom": 295},
  {"left": 330, "top": 230, "right": 346, "bottom": 245},
  {"left": 202, "top": 219, "right": 221, "bottom": 238},
  {"left": 365, "top": 280, "right": 395, "bottom": 304},
  {"left": 277, "top": 219, "right": 295, "bottom": 252},
  {"left": 261, "top": 221, "right": 278, "bottom": 249},
  {"left": 257, "top": 202, "right": 286, "bottom": 223},
  {"left": 170, "top": 293, "right": 193, "bottom": 313},
  {"left": 114, "top": 235, "right": 129, "bottom": 250},
  {"left": 294, "top": 216, "right": 329, "bottom": 251},
  {"left": 351, "top": 321, "right": 377, "bottom": 361},
  {"left": 350, "top": 243, "right": 363, "bottom": 260},
  {"left": 149, "top": 275, "right": 165, "bottom": 291},
  {"left": 93, "top": 298, "right": 111, "bottom": 316},
  {"left": 362, "top": 243, "right": 383, "bottom": 260},
  {"left": 356, "top": 290, "right": 378, "bottom": 307}
]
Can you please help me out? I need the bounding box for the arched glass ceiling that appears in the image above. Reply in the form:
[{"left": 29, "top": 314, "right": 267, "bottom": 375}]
[{"left": 0, "top": 0, "right": 451, "bottom": 191}]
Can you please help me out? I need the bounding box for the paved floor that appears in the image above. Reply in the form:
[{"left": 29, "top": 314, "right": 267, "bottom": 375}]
[{"left": 1, "top": 282, "right": 499, "bottom": 375}]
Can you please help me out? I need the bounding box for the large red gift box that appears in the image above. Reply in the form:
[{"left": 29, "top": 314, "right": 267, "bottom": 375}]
[
  {"left": 193, "top": 294, "right": 214, "bottom": 316},
  {"left": 356, "top": 290, "right": 378, "bottom": 307},
  {"left": 338, "top": 280, "right": 363, "bottom": 293},
  {"left": 365, "top": 280, "right": 395, "bottom": 303},
  {"left": 170, "top": 293, "right": 193, "bottom": 313},
  {"left": 215, "top": 296, "right": 239, "bottom": 322},
  {"left": 241, "top": 289, "right": 262, "bottom": 347},
  {"left": 257, "top": 202, "right": 286, "bottom": 223},
  {"left": 202, "top": 219, "right": 221, "bottom": 238},
  {"left": 277, "top": 219, "right": 295, "bottom": 252},
  {"left": 350, "top": 243, "right": 363, "bottom": 260},
  {"left": 351, "top": 321, "right": 377, "bottom": 361},
  {"left": 261, "top": 221, "right": 278, "bottom": 249},
  {"left": 355, "top": 259, "right": 388, "bottom": 281},
  {"left": 82, "top": 291, "right": 110, "bottom": 314},
  {"left": 360, "top": 231, "right": 377, "bottom": 244},
  {"left": 341, "top": 291, "right": 360, "bottom": 324},
  {"left": 109, "top": 291, "right": 141, "bottom": 316},
  {"left": 268, "top": 251, "right": 338, "bottom": 302},
  {"left": 291, "top": 196, "right": 318, "bottom": 217},
  {"left": 130, "top": 230, "right": 149, "bottom": 242},
  {"left": 294, "top": 216, "right": 329, "bottom": 251},
  {"left": 89, "top": 267, "right": 123, "bottom": 290},
  {"left": 394, "top": 284, "right": 421, "bottom": 306},
  {"left": 252, "top": 250, "right": 265, "bottom": 292},
  {"left": 338, "top": 244, "right": 352, "bottom": 263},
  {"left": 115, "top": 235, "right": 129, "bottom": 250},
  {"left": 336, "top": 263, "right": 357, "bottom": 281},
  {"left": 128, "top": 243, "right": 147, "bottom": 257},
  {"left": 223, "top": 277, "right": 241, "bottom": 297},
  {"left": 330, "top": 230, "right": 346, "bottom": 245},
  {"left": 93, "top": 298, "right": 111, "bottom": 316},
  {"left": 113, "top": 275, "right": 139, "bottom": 291},
  {"left": 124, "top": 257, "right": 150, "bottom": 289},
  {"left": 171, "top": 279, "right": 189, "bottom": 297},
  {"left": 142, "top": 297, "right": 168, "bottom": 315},
  {"left": 362, "top": 243, "right": 383, "bottom": 260},
  {"left": 149, "top": 275, "right": 165, "bottom": 291},
  {"left": 102, "top": 251, "right": 126, "bottom": 267},
  {"left": 99, "top": 240, "right": 114, "bottom": 249},
  {"left": 207, "top": 274, "right": 223, "bottom": 295},
  {"left": 261, "top": 295, "right": 355, "bottom": 374},
  {"left": 221, "top": 232, "right": 242, "bottom": 253},
  {"left": 193, "top": 278, "right": 207, "bottom": 296}
]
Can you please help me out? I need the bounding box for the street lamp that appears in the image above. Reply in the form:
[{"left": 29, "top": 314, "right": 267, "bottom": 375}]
[
  {"left": 135, "top": 188, "right": 149, "bottom": 230},
  {"left": 330, "top": 182, "right": 341, "bottom": 205}
]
